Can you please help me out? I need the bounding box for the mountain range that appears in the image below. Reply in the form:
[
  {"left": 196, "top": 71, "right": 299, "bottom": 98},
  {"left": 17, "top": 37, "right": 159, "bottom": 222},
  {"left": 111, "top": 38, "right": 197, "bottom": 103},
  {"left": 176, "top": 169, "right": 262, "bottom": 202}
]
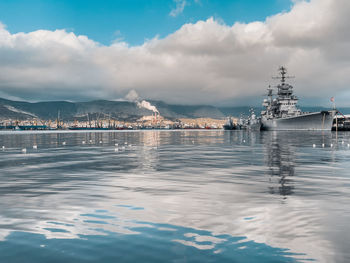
[{"left": 0, "top": 97, "right": 349, "bottom": 121}]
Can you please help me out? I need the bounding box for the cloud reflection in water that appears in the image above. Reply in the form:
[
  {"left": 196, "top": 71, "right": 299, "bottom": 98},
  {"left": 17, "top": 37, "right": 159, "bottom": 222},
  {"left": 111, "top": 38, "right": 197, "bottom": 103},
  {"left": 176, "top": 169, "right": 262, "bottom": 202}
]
[{"left": 0, "top": 130, "right": 350, "bottom": 262}]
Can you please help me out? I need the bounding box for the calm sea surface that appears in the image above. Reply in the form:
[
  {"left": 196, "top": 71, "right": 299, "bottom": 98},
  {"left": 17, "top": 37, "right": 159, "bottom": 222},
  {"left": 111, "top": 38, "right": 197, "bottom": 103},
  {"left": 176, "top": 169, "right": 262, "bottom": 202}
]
[{"left": 0, "top": 130, "right": 350, "bottom": 263}]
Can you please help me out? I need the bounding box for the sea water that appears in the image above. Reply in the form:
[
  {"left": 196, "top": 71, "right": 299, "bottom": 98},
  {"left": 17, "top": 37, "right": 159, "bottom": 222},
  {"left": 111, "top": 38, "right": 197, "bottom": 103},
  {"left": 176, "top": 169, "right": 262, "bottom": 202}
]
[{"left": 0, "top": 130, "right": 349, "bottom": 263}]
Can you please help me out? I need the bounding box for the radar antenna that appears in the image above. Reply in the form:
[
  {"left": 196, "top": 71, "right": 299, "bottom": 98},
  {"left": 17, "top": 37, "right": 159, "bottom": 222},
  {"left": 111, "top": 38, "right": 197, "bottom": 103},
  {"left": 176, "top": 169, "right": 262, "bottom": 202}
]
[{"left": 272, "top": 66, "right": 294, "bottom": 84}]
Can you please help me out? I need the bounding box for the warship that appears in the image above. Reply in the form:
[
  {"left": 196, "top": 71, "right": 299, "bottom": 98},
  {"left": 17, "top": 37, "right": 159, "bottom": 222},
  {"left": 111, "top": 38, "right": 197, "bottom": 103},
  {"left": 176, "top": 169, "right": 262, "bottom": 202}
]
[
  {"left": 260, "top": 67, "right": 336, "bottom": 131},
  {"left": 247, "top": 108, "right": 261, "bottom": 131},
  {"left": 223, "top": 111, "right": 259, "bottom": 130},
  {"left": 223, "top": 117, "right": 237, "bottom": 130}
]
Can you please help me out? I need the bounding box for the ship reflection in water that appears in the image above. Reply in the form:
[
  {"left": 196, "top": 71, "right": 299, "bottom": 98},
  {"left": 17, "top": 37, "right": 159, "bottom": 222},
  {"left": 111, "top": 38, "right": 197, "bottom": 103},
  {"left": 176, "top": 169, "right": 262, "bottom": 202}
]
[
  {"left": 264, "top": 131, "right": 297, "bottom": 196},
  {"left": 0, "top": 130, "right": 350, "bottom": 262}
]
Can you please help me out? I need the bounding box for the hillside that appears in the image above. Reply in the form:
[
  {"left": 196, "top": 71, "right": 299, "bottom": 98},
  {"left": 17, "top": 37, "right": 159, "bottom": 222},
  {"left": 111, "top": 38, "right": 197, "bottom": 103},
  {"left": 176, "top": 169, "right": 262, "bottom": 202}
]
[
  {"left": 1, "top": 97, "right": 349, "bottom": 121},
  {"left": 0, "top": 98, "right": 227, "bottom": 121}
]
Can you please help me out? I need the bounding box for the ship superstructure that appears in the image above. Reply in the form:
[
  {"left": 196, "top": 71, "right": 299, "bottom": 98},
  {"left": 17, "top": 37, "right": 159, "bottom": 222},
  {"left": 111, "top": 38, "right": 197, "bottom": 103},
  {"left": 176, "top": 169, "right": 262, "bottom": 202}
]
[
  {"left": 261, "top": 67, "right": 336, "bottom": 131},
  {"left": 223, "top": 117, "right": 236, "bottom": 130}
]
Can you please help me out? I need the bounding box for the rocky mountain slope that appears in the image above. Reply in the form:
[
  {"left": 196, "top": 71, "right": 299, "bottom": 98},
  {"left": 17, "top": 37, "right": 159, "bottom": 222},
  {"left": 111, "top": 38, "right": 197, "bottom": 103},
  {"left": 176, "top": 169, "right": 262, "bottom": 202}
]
[{"left": 0, "top": 97, "right": 348, "bottom": 121}]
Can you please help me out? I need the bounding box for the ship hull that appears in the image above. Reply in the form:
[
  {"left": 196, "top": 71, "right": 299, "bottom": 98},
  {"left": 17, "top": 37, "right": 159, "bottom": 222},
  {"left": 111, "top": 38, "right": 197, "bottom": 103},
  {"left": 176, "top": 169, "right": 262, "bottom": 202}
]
[
  {"left": 261, "top": 110, "right": 336, "bottom": 131},
  {"left": 223, "top": 124, "right": 236, "bottom": 130}
]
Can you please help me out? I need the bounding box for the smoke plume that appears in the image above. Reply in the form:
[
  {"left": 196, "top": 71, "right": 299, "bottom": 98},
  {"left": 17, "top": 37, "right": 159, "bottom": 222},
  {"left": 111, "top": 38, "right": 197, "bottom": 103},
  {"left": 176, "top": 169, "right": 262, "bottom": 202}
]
[{"left": 125, "top": 90, "right": 159, "bottom": 113}]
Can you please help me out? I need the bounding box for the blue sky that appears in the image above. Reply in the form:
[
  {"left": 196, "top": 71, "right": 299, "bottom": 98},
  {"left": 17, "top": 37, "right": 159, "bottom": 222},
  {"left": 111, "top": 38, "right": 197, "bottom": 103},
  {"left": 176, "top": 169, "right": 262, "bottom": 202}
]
[{"left": 0, "top": 0, "right": 292, "bottom": 45}]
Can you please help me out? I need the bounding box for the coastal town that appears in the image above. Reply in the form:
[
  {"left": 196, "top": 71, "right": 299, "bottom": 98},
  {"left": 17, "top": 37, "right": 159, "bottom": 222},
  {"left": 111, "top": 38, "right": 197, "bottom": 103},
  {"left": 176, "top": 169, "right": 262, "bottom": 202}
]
[{"left": 0, "top": 114, "right": 227, "bottom": 130}]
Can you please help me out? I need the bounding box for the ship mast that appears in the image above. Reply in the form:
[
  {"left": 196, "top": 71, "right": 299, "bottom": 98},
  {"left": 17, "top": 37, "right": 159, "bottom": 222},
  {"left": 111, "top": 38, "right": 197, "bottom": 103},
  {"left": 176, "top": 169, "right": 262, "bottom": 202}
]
[
  {"left": 280, "top": 66, "right": 286, "bottom": 84},
  {"left": 273, "top": 66, "right": 294, "bottom": 85},
  {"left": 267, "top": 85, "right": 273, "bottom": 101},
  {"left": 262, "top": 66, "right": 301, "bottom": 119}
]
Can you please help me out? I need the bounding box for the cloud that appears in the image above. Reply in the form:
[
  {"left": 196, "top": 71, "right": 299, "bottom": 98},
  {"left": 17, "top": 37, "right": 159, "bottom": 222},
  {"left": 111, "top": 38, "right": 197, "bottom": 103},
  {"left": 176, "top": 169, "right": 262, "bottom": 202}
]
[
  {"left": 169, "top": 0, "right": 201, "bottom": 18},
  {"left": 0, "top": 0, "right": 350, "bottom": 106},
  {"left": 125, "top": 89, "right": 140, "bottom": 102},
  {"left": 169, "top": 0, "right": 187, "bottom": 17}
]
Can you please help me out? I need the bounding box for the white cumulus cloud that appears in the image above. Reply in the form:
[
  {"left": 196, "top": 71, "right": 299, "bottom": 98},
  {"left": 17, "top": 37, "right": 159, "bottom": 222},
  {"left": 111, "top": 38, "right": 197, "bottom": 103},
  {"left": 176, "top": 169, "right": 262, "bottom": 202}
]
[{"left": 0, "top": 0, "right": 350, "bottom": 106}]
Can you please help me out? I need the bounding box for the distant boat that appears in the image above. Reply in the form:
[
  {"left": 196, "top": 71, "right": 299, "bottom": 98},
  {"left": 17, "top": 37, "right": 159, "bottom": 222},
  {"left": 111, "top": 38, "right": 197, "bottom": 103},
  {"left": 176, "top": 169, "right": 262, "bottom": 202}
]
[
  {"left": 246, "top": 109, "right": 261, "bottom": 131},
  {"left": 332, "top": 114, "right": 350, "bottom": 131},
  {"left": 260, "top": 67, "right": 336, "bottom": 131},
  {"left": 223, "top": 117, "right": 237, "bottom": 130}
]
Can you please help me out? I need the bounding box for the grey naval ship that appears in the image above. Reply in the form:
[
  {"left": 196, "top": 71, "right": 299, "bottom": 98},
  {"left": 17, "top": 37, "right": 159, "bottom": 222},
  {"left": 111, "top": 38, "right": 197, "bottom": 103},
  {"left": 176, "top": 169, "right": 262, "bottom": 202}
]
[{"left": 260, "top": 67, "right": 336, "bottom": 131}]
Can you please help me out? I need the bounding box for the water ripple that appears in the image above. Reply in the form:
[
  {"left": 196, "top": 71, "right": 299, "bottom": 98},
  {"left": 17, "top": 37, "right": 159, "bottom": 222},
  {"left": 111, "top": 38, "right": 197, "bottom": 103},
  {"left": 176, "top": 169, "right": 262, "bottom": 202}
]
[{"left": 0, "top": 130, "right": 350, "bottom": 262}]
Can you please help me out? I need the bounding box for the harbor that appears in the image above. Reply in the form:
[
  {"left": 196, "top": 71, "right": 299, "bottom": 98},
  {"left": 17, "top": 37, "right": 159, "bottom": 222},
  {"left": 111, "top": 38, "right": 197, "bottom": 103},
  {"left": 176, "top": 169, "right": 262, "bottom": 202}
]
[
  {"left": 2, "top": 0, "right": 350, "bottom": 261},
  {"left": 223, "top": 67, "right": 348, "bottom": 132},
  {"left": 0, "top": 117, "right": 226, "bottom": 131},
  {"left": 2, "top": 67, "right": 350, "bottom": 132}
]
